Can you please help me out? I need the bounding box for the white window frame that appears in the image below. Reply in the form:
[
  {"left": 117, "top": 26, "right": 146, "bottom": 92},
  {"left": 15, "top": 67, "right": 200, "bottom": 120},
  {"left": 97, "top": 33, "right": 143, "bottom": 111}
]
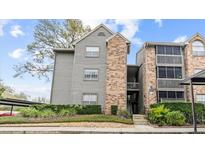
[
  {"left": 82, "top": 93, "right": 98, "bottom": 105},
  {"left": 196, "top": 94, "right": 205, "bottom": 104},
  {"left": 192, "top": 41, "right": 205, "bottom": 56},
  {"left": 84, "top": 69, "right": 99, "bottom": 80},
  {"left": 85, "top": 47, "right": 100, "bottom": 57}
]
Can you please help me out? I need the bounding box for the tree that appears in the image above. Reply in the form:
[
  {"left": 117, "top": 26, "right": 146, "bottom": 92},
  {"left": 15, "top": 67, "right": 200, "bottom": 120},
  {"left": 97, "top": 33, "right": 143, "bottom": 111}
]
[
  {"left": 14, "top": 19, "right": 91, "bottom": 80},
  {"left": 0, "top": 79, "right": 29, "bottom": 100},
  {"left": 0, "top": 80, "right": 5, "bottom": 98}
]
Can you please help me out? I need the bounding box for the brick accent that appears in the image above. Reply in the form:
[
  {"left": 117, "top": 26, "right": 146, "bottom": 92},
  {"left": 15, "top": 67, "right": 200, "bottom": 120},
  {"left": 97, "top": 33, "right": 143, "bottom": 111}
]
[
  {"left": 104, "top": 35, "right": 128, "bottom": 114},
  {"left": 143, "top": 47, "right": 157, "bottom": 111},
  {"left": 184, "top": 34, "right": 205, "bottom": 101}
]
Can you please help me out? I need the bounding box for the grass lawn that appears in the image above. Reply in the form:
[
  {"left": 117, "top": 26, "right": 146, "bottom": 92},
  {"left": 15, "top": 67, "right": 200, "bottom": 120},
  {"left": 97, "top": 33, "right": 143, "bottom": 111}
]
[{"left": 0, "top": 114, "right": 133, "bottom": 125}]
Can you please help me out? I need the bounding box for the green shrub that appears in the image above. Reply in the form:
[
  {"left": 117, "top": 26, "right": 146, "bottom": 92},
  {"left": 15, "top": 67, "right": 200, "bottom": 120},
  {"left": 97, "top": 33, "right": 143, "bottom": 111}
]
[
  {"left": 150, "top": 102, "right": 205, "bottom": 124},
  {"left": 32, "top": 104, "right": 102, "bottom": 115},
  {"left": 74, "top": 105, "right": 101, "bottom": 114},
  {"left": 166, "top": 111, "right": 186, "bottom": 126},
  {"left": 117, "top": 110, "right": 131, "bottom": 119},
  {"left": 148, "top": 105, "right": 170, "bottom": 126},
  {"left": 20, "top": 108, "right": 56, "bottom": 118},
  {"left": 19, "top": 108, "right": 39, "bottom": 118},
  {"left": 59, "top": 108, "right": 77, "bottom": 116},
  {"left": 38, "top": 109, "right": 56, "bottom": 118},
  {"left": 111, "top": 105, "right": 118, "bottom": 115}
]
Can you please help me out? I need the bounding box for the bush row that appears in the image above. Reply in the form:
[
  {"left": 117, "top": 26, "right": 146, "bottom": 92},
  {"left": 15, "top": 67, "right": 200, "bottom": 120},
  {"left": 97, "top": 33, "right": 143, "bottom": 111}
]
[
  {"left": 148, "top": 105, "right": 186, "bottom": 126},
  {"left": 150, "top": 102, "right": 205, "bottom": 124},
  {"left": 19, "top": 104, "right": 102, "bottom": 118},
  {"left": 32, "top": 104, "right": 102, "bottom": 114}
]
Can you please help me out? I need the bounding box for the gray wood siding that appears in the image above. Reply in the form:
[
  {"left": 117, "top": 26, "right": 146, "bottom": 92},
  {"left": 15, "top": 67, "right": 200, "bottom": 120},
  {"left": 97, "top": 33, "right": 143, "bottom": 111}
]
[
  {"left": 51, "top": 52, "right": 74, "bottom": 104},
  {"left": 71, "top": 27, "right": 113, "bottom": 106}
]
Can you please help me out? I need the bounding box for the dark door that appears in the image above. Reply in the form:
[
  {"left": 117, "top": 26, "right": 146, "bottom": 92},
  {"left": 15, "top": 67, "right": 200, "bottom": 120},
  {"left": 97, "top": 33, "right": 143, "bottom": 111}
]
[{"left": 132, "top": 102, "right": 138, "bottom": 114}]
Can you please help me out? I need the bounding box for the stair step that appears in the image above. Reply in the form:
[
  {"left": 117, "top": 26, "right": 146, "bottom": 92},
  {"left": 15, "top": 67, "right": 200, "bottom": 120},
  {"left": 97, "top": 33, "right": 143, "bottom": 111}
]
[
  {"left": 134, "top": 121, "right": 148, "bottom": 125},
  {"left": 132, "top": 114, "right": 148, "bottom": 125}
]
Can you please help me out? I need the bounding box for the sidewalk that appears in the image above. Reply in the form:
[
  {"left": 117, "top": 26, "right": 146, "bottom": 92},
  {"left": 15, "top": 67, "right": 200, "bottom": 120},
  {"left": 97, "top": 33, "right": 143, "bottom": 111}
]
[{"left": 0, "top": 125, "right": 204, "bottom": 134}]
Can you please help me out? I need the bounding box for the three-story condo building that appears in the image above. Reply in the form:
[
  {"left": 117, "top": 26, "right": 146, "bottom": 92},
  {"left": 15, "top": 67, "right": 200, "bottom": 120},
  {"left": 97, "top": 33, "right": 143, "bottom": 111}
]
[{"left": 50, "top": 24, "right": 205, "bottom": 114}]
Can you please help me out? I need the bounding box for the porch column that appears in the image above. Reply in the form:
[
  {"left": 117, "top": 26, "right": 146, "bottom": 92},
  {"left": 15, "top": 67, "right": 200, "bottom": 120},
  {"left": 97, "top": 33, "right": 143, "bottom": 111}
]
[{"left": 190, "top": 79, "right": 197, "bottom": 133}]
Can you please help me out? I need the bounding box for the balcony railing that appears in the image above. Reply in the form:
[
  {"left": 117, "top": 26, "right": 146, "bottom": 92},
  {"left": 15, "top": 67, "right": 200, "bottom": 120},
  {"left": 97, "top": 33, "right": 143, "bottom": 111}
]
[{"left": 127, "top": 82, "right": 139, "bottom": 90}]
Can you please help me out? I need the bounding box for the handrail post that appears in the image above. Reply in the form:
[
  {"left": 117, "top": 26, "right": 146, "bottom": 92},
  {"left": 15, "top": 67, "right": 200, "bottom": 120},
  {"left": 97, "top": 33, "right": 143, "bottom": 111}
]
[{"left": 10, "top": 105, "right": 13, "bottom": 116}]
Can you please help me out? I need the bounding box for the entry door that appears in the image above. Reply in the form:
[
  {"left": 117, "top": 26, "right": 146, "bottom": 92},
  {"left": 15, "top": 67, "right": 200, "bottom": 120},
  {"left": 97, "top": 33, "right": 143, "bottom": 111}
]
[{"left": 132, "top": 102, "right": 138, "bottom": 114}]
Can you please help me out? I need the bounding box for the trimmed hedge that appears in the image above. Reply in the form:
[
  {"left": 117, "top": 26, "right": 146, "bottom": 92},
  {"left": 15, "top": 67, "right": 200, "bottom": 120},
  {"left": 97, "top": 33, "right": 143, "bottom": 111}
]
[
  {"left": 111, "top": 105, "right": 118, "bottom": 115},
  {"left": 150, "top": 102, "right": 205, "bottom": 124},
  {"left": 32, "top": 104, "right": 102, "bottom": 115}
]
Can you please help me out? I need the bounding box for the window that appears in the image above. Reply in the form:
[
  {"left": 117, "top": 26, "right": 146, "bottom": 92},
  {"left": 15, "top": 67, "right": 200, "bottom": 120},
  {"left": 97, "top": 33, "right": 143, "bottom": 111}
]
[
  {"left": 192, "top": 41, "right": 205, "bottom": 56},
  {"left": 158, "top": 66, "right": 182, "bottom": 79},
  {"left": 173, "top": 46, "right": 181, "bottom": 55},
  {"left": 158, "top": 91, "right": 184, "bottom": 101},
  {"left": 159, "top": 91, "right": 167, "bottom": 99},
  {"left": 158, "top": 66, "right": 166, "bottom": 78},
  {"left": 157, "top": 46, "right": 165, "bottom": 54},
  {"left": 196, "top": 94, "right": 205, "bottom": 104},
  {"left": 168, "top": 91, "right": 175, "bottom": 98},
  {"left": 85, "top": 47, "right": 99, "bottom": 57},
  {"left": 157, "top": 45, "right": 181, "bottom": 55},
  {"left": 165, "top": 46, "right": 172, "bottom": 55},
  {"left": 82, "top": 94, "right": 98, "bottom": 105},
  {"left": 176, "top": 91, "right": 184, "bottom": 99},
  {"left": 167, "top": 67, "right": 175, "bottom": 78},
  {"left": 84, "top": 69, "right": 98, "bottom": 80},
  {"left": 175, "top": 67, "right": 182, "bottom": 79}
]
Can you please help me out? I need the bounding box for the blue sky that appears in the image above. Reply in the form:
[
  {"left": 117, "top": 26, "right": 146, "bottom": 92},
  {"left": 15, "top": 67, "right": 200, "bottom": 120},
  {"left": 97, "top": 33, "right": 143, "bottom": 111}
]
[{"left": 1, "top": 19, "right": 205, "bottom": 100}]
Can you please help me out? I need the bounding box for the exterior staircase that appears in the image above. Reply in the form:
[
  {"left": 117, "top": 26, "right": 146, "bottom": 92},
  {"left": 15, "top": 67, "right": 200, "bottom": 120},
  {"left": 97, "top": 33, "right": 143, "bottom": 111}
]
[{"left": 132, "top": 114, "right": 148, "bottom": 125}]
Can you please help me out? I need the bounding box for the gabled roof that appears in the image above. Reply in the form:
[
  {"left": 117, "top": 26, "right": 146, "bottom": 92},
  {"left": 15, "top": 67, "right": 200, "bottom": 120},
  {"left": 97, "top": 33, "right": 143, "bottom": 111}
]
[
  {"left": 72, "top": 24, "right": 114, "bottom": 45},
  {"left": 106, "top": 32, "right": 130, "bottom": 44},
  {"left": 185, "top": 33, "right": 205, "bottom": 43}
]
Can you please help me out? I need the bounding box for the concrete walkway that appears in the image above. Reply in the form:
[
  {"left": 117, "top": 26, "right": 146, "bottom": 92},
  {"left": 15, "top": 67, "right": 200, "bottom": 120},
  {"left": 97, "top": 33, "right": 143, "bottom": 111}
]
[{"left": 0, "top": 125, "right": 204, "bottom": 134}]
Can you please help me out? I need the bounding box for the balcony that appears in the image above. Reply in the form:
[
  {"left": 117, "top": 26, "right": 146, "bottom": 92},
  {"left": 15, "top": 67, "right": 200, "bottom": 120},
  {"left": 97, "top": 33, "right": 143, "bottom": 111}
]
[
  {"left": 127, "top": 82, "right": 139, "bottom": 91},
  {"left": 156, "top": 55, "right": 182, "bottom": 65},
  {"left": 157, "top": 79, "right": 184, "bottom": 89}
]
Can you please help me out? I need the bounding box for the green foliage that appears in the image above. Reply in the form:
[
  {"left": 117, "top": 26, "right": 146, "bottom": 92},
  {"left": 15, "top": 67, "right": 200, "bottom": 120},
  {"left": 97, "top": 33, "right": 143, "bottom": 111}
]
[
  {"left": 165, "top": 111, "right": 186, "bottom": 126},
  {"left": 150, "top": 102, "right": 205, "bottom": 124},
  {"left": 0, "top": 115, "right": 133, "bottom": 125},
  {"left": 59, "top": 108, "right": 77, "bottom": 116},
  {"left": 19, "top": 108, "right": 39, "bottom": 118},
  {"left": 32, "top": 104, "right": 102, "bottom": 115},
  {"left": 38, "top": 109, "right": 56, "bottom": 118},
  {"left": 148, "top": 105, "right": 170, "bottom": 126},
  {"left": 14, "top": 19, "right": 91, "bottom": 80},
  {"left": 117, "top": 110, "right": 131, "bottom": 119},
  {"left": 111, "top": 105, "right": 118, "bottom": 115},
  {"left": 0, "top": 87, "right": 5, "bottom": 99}
]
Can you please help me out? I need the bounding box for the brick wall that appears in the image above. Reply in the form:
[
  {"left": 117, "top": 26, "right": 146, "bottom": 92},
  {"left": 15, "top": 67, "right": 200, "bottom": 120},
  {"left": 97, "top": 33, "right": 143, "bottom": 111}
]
[
  {"left": 184, "top": 34, "right": 205, "bottom": 101},
  {"left": 104, "top": 35, "right": 128, "bottom": 114},
  {"left": 143, "top": 47, "right": 158, "bottom": 111}
]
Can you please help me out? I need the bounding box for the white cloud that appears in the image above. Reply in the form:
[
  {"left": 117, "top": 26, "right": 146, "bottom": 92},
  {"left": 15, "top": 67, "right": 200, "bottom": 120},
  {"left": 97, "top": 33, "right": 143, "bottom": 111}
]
[
  {"left": 173, "top": 35, "right": 187, "bottom": 43},
  {"left": 8, "top": 48, "right": 24, "bottom": 59},
  {"left": 155, "top": 19, "right": 163, "bottom": 27},
  {"left": 0, "top": 20, "right": 9, "bottom": 36},
  {"left": 82, "top": 19, "right": 143, "bottom": 47},
  {"left": 10, "top": 25, "right": 25, "bottom": 37}
]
